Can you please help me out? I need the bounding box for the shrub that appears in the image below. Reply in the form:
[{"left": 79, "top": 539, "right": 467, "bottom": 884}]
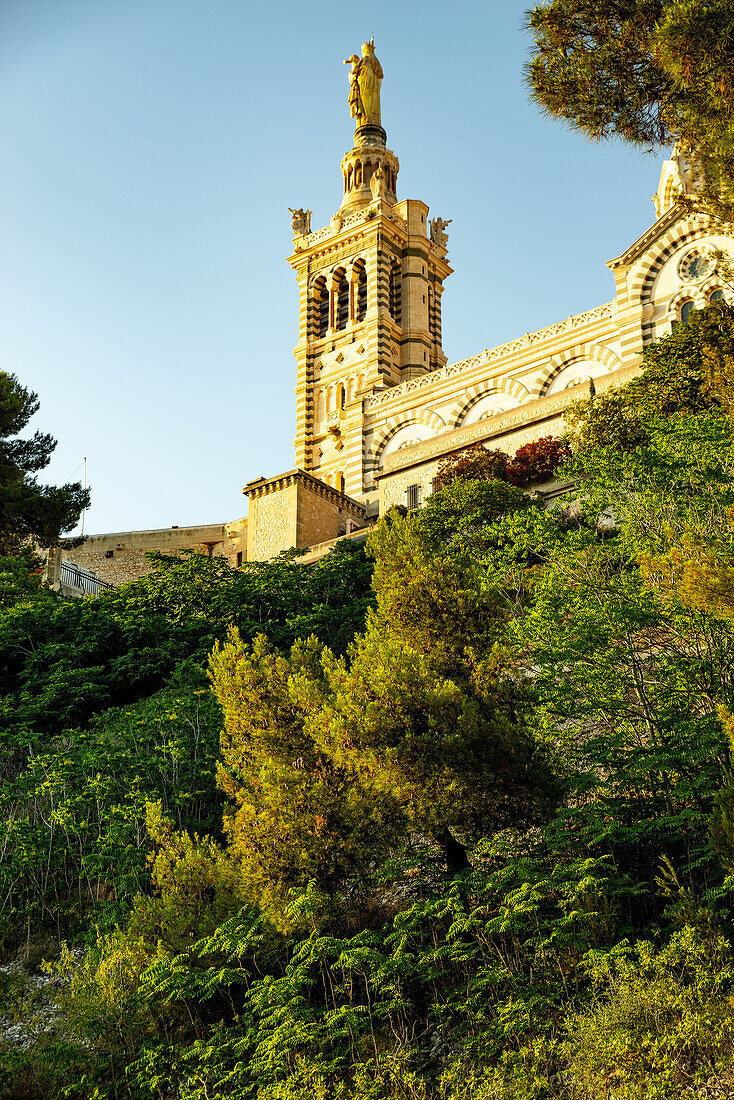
[
  {"left": 433, "top": 445, "right": 509, "bottom": 492},
  {"left": 505, "top": 436, "right": 571, "bottom": 487},
  {"left": 562, "top": 926, "right": 734, "bottom": 1099}
]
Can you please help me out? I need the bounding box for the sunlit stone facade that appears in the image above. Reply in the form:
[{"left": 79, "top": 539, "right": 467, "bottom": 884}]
[
  {"left": 244, "top": 137, "right": 734, "bottom": 558},
  {"left": 68, "top": 64, "right": 734, "bottom": 577}
]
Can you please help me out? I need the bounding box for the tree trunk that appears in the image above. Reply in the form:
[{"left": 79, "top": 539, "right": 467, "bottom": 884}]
[{"left": 435, "top": 827, "right": 470, "bottom": 876}]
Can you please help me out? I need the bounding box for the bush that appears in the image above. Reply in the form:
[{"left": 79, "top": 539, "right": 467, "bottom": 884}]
[
  {"left": 562, "top": 926, "right": 734, "bottom": 1099},
  {"left": 433, "top": 445, "right": 509, "bottom": 491},
  {"left": 505, "top": 436, "right": 571, "bottom": 487}
]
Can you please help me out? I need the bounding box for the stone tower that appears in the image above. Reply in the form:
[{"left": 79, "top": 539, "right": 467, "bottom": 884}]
[{"left": 287, "top": 41, "right": 452, "bottom": 505}]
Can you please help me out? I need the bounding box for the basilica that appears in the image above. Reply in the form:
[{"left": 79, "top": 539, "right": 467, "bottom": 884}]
[{"left": 64, "top": 43, "right": 734, "bottom": 588}]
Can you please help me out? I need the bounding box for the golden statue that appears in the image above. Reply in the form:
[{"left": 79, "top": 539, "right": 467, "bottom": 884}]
[{"left": 344, "top": 39, "right": 384, "bottom": 128}]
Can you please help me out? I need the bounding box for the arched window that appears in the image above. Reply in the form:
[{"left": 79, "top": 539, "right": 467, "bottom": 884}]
[
  {"left": 710, "top": 289, "right": 725, "bottom": 302},
  {"left": 335, "top": 472, "right": 345, "bottom": 494},
  {"left": 316, "top": 389, "right": 325, "bottom": 424},
  {"left": 389, "top": 261, "right": 402, "bottom": 324},
  {"left": 680, "top": 299, "right": 695, "bottom": 324},
  {"left": 337, "top": 383, "right": 346, "bottom": 411},
  {"left": 355, "top": 160, "right": 363, "bottom": 186},
  {"left": 313, "top": 276, "right": 328, "bottom": 338},
  {"left": 353, "top": 259, "right": 367, "bottom": 322},
  {"left": 334, "top": 269, "right": 349, "bottom": 330}
]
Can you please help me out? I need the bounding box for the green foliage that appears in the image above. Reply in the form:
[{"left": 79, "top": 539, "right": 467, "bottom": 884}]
[
  {"left": 0, "top": 371, "right": 89, "bottom": 554},
  {"left": 366, "top": 487, "right": 528, "bottom": 661},
  {"left": 0, "top": 539, "right": 375, "bottom": 946},
  {"left": 114, "top": 538, "right": 375, "bottom": 660},
  {"left": 114, "top": 850, "right": 623, "bottom": 1099},
  {"left": 627, "top": 300, "right": 734, "bottom": 417},
  {"left": 525, "top": 0, "right": 734, "bottom": 223},
  {"left": 125, "top": 801, "right": 244, "bottom": 952},
  {"left": 566, "top": 300, "right": 734, "bottom": 455},
  {"left": 416, "top": 478, "right": 528, "bottom": 556},
  {"left": 563, "top": 926, "right": 734, "bottom": 1099},
  {"left": 564, "top": 386, "right": 649, "bottom": 456},
  {"left": 211, "top": 632, "right": 397, "bottom": 924},
  {"left": 0, "top": 541, "right": 373, "bottom": 762},
  {"left": 709, "top": 707, "right": 734, "bottom": 874},
  {"left": 313, "top": 627, "right": 558, "bottom": 872},
  {"left": 209, "top": 485, "right": 559, "bottom": 916},
  {"left": 0, "top": 547, "right": 44, "bottom": 610},
  {"left": 518, "top": 412, "right": 734, "bottom": 898},
  {"left": 9, "top": 307, "right": 734, "bottom": 1097},
  {"left": 0, "top": 670, "right": 224, "bottom": 946},
  {"left": 526, "top": 1, "right": 669, "bottom": 145}
]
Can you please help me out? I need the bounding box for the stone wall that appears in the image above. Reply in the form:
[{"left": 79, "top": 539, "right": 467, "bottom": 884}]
[
  {"left": 245, "top": 470, "right": 367, "bottom": 561},
  {"left": 248, "top": 489, "right": 294, "bottom": 562},
  {"left": 380, "top": 459, "right": 441, "bottom": 513},
  {"left": 223, "top": 516, "right": 248, "bottom": 567},
  {"left": 64, "top": 522, "right": 247, "bottom": 587},
  {"left": 296, "top": 477, "right": 365, "bottom": 548}
]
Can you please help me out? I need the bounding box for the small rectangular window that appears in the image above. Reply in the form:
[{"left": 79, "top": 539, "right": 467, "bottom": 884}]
[
  {"left": 236, "top": 551, "right": 243, "bottom": 567},
  {"left": 406, "top": 483, "right": 421, "bottom": 511}
]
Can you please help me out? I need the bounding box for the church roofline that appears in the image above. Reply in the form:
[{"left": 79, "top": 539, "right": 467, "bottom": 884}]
[
  {"left": 605, "top": 203, "right": 688, "bottom": 270},
  {"left": 364, "top": 301, "right": 615, "bottom": 413}
]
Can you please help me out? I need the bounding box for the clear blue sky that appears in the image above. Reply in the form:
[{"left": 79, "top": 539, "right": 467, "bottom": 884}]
[{"left": 2, "top": 0, "right": 661, "bottom": 535}]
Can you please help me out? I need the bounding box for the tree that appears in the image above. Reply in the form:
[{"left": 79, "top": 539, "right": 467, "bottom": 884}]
[
  {"left": 0, "top": 541, "right": 375, "bottom": 944},
  {"left": 209, "top": 484, "right": 558, "bottom": 906},
  {"left": 211, "top": 632, "right": 402, "bottom": 923},
  {"left": 525, "top": 0, "right": 734, "bottom": 223},
  {"left": 506, "top": 435, "right": 571, "bottom": 487},
  {"left": 565, "top": 300, "right": 734, "bottom": 454},
  {"left": 0, "top": 372, "right": 89, "bottom": 554},
  {"left": 519, "top": 406, "right": 734, "bottom": 898},
  {"left": 432, "top": 438, "right": 571, "bottom": 495}
]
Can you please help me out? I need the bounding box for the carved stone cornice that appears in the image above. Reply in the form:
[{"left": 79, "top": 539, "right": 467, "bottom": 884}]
[
  {"left": 290, "top": 207, "right": 408, "bottom": 259},
  {"left": 244, "top": 469, "right": 367, "bottom": 517},
  {"left": 379, "top": 363, "right": 640, "bottom": 476},
  {"left": 366, "top": 302, "right": 615, "bottom": 410}
]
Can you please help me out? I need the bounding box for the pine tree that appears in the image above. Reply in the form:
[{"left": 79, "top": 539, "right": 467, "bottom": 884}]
[
  {"left": 526, "top": 0, "right": 734, "bottom": 223},
  {"left": 0, "top": 371, "right": 89, "bottom": 554}
]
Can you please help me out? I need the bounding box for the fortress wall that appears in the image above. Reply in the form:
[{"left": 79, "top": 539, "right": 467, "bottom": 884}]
[
  {"left": 64, "top": 522, "right": 248, "bottom": 587},
  {"left": 248, "top": 486, "right": 295, "bottom": 562}
]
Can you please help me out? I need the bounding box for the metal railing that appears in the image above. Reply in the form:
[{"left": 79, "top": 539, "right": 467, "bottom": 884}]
[{"left": 59, "top": 560, "right": 113, "bottom": 596}]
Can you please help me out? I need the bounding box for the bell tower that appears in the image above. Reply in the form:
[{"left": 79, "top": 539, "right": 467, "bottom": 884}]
[{"left": 287, "top": 40, "right": 452, "bottom": 503}]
